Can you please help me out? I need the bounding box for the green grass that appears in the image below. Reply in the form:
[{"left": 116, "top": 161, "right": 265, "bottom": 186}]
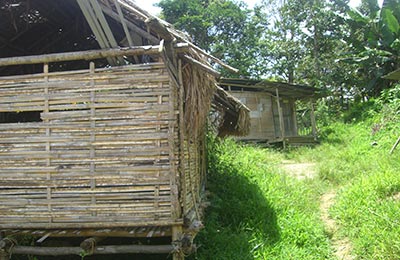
[
  {"left": 190, "top": 138, "right": 332, "bottom": 260},
  {"left": 191, "top": 108, "right": 400, "bottom": 260},
  {"left": 315, "top": 119, "right": 400, "bottom": 260},
  {"left": 291, "top": 114, "right": 400, "bottom": 259}
]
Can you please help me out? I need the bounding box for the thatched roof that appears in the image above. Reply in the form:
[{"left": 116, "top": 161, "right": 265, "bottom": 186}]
[
  {"left": 0, "top": 0, "right": 249, "bottom": 137},
  {"left": 219, "top": 78, "right": 327, "bottom": 99}
]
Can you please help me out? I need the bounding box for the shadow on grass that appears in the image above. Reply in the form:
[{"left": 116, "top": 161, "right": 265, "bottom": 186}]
[{"left": 189, "top": 155, "right": 280, "bottom": 260}]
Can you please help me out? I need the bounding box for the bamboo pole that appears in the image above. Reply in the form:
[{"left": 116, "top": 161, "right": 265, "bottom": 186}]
[
  {"left": 0, "top": 238, "right": 14, "bottom": 260},
  {"left": 10, "top": 245, "right": 174, "bottom": 256},
  {"left": 44, "top": 63, "right": 52, "bottom": 224},
  {"left": 0, "top": 46, "right": 161, "bottom": 67},
  {"left": 172, "top": 225, "right": 184, "bottom": 260},
  {"left": 181, "top": 55, "right": 221, "bottom": 78},
  {"left": 80, "top": 237, "right": 104, "bottom": 253},
  {"left": 99, "top": 2, "right": 159, "bottom": 44},
  {"left": 178, "top": 59, "right": 187, "bottom": 216}
]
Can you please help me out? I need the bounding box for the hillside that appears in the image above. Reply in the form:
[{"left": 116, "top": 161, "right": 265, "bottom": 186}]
[{"left": 190, "top": 88, "right": 400, "bottom": 259}]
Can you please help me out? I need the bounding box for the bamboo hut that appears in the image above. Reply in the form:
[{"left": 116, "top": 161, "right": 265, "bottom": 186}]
[
  {"left": 220, "top": 78, "right": 325, "bottom": 146},
  {"left": 0, "top": 1, "right": 249, "bottom": 259}
]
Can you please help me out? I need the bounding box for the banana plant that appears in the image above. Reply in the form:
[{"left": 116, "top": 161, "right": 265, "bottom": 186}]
[{"left": 341, "top": 0, "right": 400, "bottom": 96}]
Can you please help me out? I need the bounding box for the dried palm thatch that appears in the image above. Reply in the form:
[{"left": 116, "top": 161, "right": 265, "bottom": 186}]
[
  {"left": 181, "top": 60, "right": 215, "bottom": 139},
  {"left": 213, "top": 86, "right": 251, "bottom": 137}
]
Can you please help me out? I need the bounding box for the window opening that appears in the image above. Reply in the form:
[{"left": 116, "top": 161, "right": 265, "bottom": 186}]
[{"left": 0, "top": 111, "right": 42, "bottom": 123}]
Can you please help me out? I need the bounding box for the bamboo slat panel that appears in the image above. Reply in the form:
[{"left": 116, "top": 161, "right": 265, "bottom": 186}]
[
  {"left": 0, "top": 62, "right": 180, "bottom": 229},
  {"left": 182, "top": 137, "right": 206, "bottom": 218}
]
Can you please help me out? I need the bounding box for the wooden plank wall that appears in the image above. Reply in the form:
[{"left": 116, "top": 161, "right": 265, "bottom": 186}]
[
  {"left": 0, "top": 62, "right": 181, "bottom": 229},
  {"left": 230, "top": 92, "right": 275, "bottom": 141}
]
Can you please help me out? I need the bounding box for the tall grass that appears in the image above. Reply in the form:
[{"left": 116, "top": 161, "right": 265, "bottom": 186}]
[
  {"left": 295, "top": 97, "right": 400, "bottom": 259},
  {"left": 191, "top": 87, "right": 400, "bottom": 259},
  {"left": 316, "top": 119, "right": 400, "bottom": 259},
  {"left": 190, "top": 138, "right": 332, "bottom": 259}
]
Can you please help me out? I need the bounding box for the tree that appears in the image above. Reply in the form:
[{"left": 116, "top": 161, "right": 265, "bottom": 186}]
[
  {"left": 261, "top": 0, "right": 352, "bottom": 90},
  {"left": 342, "top": 0, "right": 400, "bottom": 96},
  {"left": 157, "top": 0, "right": 267, "bottom": 77}
]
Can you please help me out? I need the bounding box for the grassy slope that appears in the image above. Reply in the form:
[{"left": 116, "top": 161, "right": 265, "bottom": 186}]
[
  {"left": 272, "top": 106, "right": 400, "bottom": 259},
  {"left": 190, "top": 138, "right": 332, "bottom": 260},
  {"left": 192, "top": 103, "right": 399, "bottom": 259},
  {"left": 317, "top": 120, "right": 400, "bottom": 260}
]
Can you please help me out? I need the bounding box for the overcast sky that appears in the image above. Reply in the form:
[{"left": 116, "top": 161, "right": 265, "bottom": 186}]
[{"left": 138, "top": 0, "right": 375, "bottom": 15}]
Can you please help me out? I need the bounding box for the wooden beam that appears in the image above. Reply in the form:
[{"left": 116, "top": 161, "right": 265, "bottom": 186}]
[
  {"left": 113, "top": 0, "right": 134, "bottom": 47},
  {"left": 99, "top": 2, "right": 159, "bottom": 44},
  {"left": 182, "top": 55, "right": 221, "bottom": 78},
  {"left": 291, "top": 99, "right": 298, "bottom": 136},
  {"left": 0, "top": 46, "right": 160, "bottom": 67},
  {"left": 172, "top": 225, "right": 184, "bottom": 260},
  {"left": 145, "top": 17, "right": 175, "bottom": 42},
  {"left": 310, "top": 101, "right": 317, "bottom": 140},
  {"left": 189, "top": 42, "right": 239, "bottom": 74},
  {"left": 77, "top": 0, "right": 117, "bottom": 65},
  {"left": 88, "top": 0, "right": 124, "bottom": 67},
  {"left": 10, "top": 245, "right": 174, "bottom": 256},
  {"left": 80, "top": 237, "right": 104, "bottom": 253},
  {"left": 108, "top": 0, "right": 238, "bottom": 73},
  {"left": 275, "top": 88, "right": 286, "bottom": 148}
]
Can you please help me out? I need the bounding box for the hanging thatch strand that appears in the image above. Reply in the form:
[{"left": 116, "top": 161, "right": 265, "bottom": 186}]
[
  {"left": 212, "top": 86, "right": 251, "bottom": 137},
  {"left": 181, "top": 58, "right": 216, "bottom": 139}
]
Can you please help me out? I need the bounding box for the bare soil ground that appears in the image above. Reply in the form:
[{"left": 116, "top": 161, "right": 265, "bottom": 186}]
[
  {"left": 281, "top": 160, "right": 317, "bottom": 180},
  {"left": 320, "top": 191, "right": 355, "bottom": 260},
  {"left": 281, "top": 161, "right": 355, "bottom": 260}
]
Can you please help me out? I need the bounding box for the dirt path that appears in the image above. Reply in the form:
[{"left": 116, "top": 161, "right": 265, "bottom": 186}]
[
  {"left": 281, "top": 160, "right": 317, "bottom": 180},
  {"left": 320, "top": 191, "right": 355, "bottom": 260},
  {"left": 281, "top": 161, "right": 355, "bottom": 260}
]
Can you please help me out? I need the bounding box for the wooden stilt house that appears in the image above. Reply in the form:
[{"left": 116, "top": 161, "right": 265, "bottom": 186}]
[
  {"left": 0, "top": 1, "right": 249, "bottom": 259},
  {"left": 220, "top": 78, "right": 325, "bottom": 146}
]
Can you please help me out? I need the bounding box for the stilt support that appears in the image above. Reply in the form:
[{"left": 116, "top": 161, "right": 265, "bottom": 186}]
[
  {"left": 0, "top": 238, "right": 15, "bottom": 260},
  {"left": 172, "top": 225, "right": 184, "bottom": 260},
  {"left": 80, "top": 237, "right": 104, "bottom": 255}
]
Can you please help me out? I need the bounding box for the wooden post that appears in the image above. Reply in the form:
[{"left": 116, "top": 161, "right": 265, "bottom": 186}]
[
  {"left": 172, "top": 225, "right": 184, "bottom": 260},
  {"left": 0, "top": 251, "right": 9, "bottom": 260},
  {"left": 292, "top": 99, "right": 298, "bottom": 136},
  {"left": 275, "top": 88, "right": 286, "bottom": 148},
  {"left": 80, "top": 237, "right": 104, "bottom": 254},
  {"left": 44, "top": 63, "right": 53, "bottom": 224},
  {"left": 178, "top": 59, "right": 187, "bottom": 216},
  {"left": 89, "top": 62, "right": 97, "bottom": 215},
  {"left": 0, "top": 238, "right": 13, "bottom": 260},
  {"left": 310, "top": 101, "right": 317, "bottom": 140}
]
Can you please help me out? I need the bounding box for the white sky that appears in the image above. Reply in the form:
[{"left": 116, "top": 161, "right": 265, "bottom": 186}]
[{"left": 138, "top": 0, "right": 382, "bottom": 16}]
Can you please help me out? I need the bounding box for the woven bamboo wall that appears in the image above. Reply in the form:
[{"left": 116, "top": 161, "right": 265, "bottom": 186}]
[
  {"left": 0, "top": 62, "right": 182, "bottom": 229},
  {"left": 182, "top": 138, "right": 206, "bottom": 218}
]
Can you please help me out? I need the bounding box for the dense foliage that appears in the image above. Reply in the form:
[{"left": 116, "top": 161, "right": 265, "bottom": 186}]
[
  {"left": 158, "top": 0, "right": 400, "bottom": 101},
  {"left": 157, "top": 0, "right": 266, "bottom": 77}
]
